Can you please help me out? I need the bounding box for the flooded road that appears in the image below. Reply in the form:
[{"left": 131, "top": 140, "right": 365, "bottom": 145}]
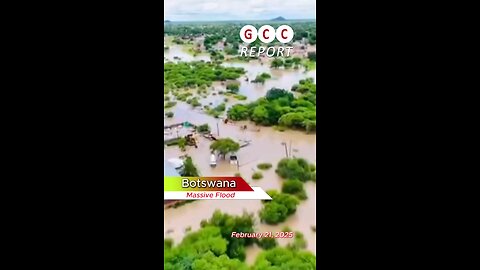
[{"left": 164, "top": 44, "right": 317, "bottom": 261}]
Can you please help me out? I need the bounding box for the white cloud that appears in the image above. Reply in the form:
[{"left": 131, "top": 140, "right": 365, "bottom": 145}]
[{"left": 165, "top": 0, "right": 315, "bottom": 21}]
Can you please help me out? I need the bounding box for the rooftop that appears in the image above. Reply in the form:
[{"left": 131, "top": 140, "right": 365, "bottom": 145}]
[{"left": 164, "top": 160, "right": 180, "bottom": 177}]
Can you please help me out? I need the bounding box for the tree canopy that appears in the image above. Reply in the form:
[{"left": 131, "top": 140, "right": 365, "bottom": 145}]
[
  {"left": 227, "top": 82, "right": 316, "bottom": 133},
  {"left": 164, "top": 226, "right": 247, "bottom": 270},
  {"left": 210, "top": 138, "right": 240, "bottom": 156},
  {"left": 200, "top": 210, "right": 255, "bottom": 261},
  {"left": 164, "top": 61, "right": 244, "bottom": 90},
  {"left": 282, "top": 179, "right": 307, "bottom": 200},
  {"left": 259, "top": 190, "right": 299, "bottom": 224},
  {"left": 180, "top": 156, "right": 200, "bottom": 177},
  {"left": 276, "top": 158, "right": 316, "bottom": 182},
  {"left": 164, "top": 210, "right": 316, "bottom": 269},
  {"left": 252, "top": 247, "right": 316, "bottom": 270}
]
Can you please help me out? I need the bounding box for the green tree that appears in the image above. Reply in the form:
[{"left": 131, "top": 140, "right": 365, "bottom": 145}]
[
  {"left": 213, "top": 103, "right": 226, "bottom": 112},
  {"left": 292, "top": 57, "right": 302, "bottom": 65},
  {"left": 200, "top": 210, "right": 255, "bottom": 261},
  {"left": 251, "top": 105, "right": 269, "bottom": 125},
  {"left": 287, "top": 231, "right": 307, "bottom": 250},
  {"left": 178, "top": 137, "right": 187, "bottom": 151},
  {"left": 252, "top": 72, "right": 271, "bottom": 83},
  {"left": 164, "top": 226, "right": 249, "bottom": 270},
  {"left": 257, "top": 237, "right": 278, "bottom": 250},
  {"left": 164, "top": 238, "right": 173, "bottom": 250},
  {"left": 191, "top": 252, "right": 248, "bottom": 270},
  {"left": 259, "top": 202, "right": 288, "bottom": 224},
  {"left": 304, "top": 120, "right": 316, "bottom": 133},
  {"left": 252, "top": 247, "right": 316, "bottom": 270},
  {"left": 265, "top": 88, "right": 294, "bottom": 101},
  {"left": 282, "top": 179, "right": 307, "bottom": 200},
  {"left": 227, "top": 104, "right": 250, "bottom": 121},
  {"left": 278, "top": 112, "right": 306, "bottom": 129},
  {"left": 210, "top": 138, "right": 240, "bottom": 158},
  {"left": 276, "top": 158, "right": 315, "bottom": 182},
  {"left": 196, "top": 124, "right": 211, "bottom": 133},
  {"left": 180, "top": 156, "right": 200, "bottom": 177},
  {"left": 226, "top": 81, "right": 240, "bottom": 93},
  {"left": 271, "top": 58, "right": 284, "bottom": 68},
  {"left": 259, "top": 190, "right": 299, "bottom": 224}
]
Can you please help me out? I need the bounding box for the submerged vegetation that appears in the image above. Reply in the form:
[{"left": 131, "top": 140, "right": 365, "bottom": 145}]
[
  {"left": 257, "top": 163, "right": 273, "bottom": 170},
  {"left": 282, "top": 179, "right": 308, "bottom": 200},
  {"left": 276, "top": 157, "right": 316, "bottom": 182},
  {"left": 226, "top": 81, "right": 240, "bottom": 93},
  {"left": 252, "top": 72, "right": 272, "bottom": 84},
  {"left": 164, "top": 21, "right": 317, "bottom": 269},
  {"left": 252, "top": 171, "right": 263, "bottom": 180},
  {"left": 271, "top": 57, "right": 303, "bottom": 69},
  {"left": 196, "top": 123, "right": 211, "bottom": 133},
  {"left": 165, "top": 210, "right": 316, "bottom": 269},
  {"left": 259, "top": 190, "right": 299, "bottom": 224},
  {"left": 227, "top": 81, "right": 316, "bottom": 133},
  {"left": 200, "top": 211, "right": 256, "bottom": 261},
  {"left": 164, "top": 61, "right": 245, "bottom": 90}
]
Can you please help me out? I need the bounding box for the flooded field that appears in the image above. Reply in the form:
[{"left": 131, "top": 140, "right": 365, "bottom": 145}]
[
  {"left": 222, "top": 61, "right": 316, "bottom": 101},
  {"left": 164, "top": 44, "right": 211, "bottom": 62},
  {"left": 164, "top": 42, "right": 317, "bottom": 262}
]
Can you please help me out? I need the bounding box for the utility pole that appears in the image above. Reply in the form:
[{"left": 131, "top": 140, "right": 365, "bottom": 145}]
[
  {"left": 281, "top": 142, "right": 288, "bottom": 158},
  {"left": 289, "top": 140, "right": 292, "bottom": 157},
  {"left": 217, "top": 121, "right": 220, "bottom": 136}
]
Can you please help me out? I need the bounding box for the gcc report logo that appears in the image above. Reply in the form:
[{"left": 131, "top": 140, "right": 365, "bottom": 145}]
[
  {"left": 239, "top": 25, "right": 294, "bottom": 57},
  {"left": 240, "top": 25, "right": 294, "bottom": 43}
]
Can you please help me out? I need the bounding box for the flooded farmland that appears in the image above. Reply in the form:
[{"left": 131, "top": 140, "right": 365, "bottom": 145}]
[
  {"left": 164, "top": 44, "right": 211, "bottom": 62},
  {"left": 164, "top": 39, "right": 317, "bottom": 263},
  {"left": 222, "top": 61, "right": 316, "bottom": 101}
]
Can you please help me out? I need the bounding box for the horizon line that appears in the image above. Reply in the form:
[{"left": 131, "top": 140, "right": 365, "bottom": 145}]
[{"left": 164, "top": 18, "right": 316, "bottom": 22}]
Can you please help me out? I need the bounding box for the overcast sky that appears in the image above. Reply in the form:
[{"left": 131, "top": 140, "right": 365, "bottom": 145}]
[{"left": 165, "top": 0, "right": 316, "bottom": 21}]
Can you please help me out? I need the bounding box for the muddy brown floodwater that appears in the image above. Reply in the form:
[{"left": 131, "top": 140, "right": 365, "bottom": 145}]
[
  {"left": 222, "top": 61, "right": 316, "bottom": 101},
  {"left": 164, "top": 46, "right": 317, "bottom": 264},
  {"left": 164, "top": 44, "right": 211, "bottom": 63}
]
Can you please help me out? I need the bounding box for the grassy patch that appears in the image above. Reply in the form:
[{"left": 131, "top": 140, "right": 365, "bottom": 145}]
[
  {"left": 165, "top": 138, "right": 181, "bottom": 146},
  {"left": 252, "top": 172, "right": 263, "bottom": 180},
  {"left": 302, "top": 59, "right": 316, "bottom": 71},
  {"left": 257, "top": 163, "right": 272, "bottom": 170},
  {"left": 164, "top": 101, "right": 177, "bottom": 109},
  {"left": 233, "top": 94, "right": 247, "bottom": 100},
  {"left": 273, "top": 125, "right": 286, "bottom": 132},
  {"left": 172, "top": 200, "right": 196, "bottom": 208}
]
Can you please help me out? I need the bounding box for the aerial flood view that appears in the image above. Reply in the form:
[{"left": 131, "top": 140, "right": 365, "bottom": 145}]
[{"left": 164, "top": 1, "right": 316, "bottom": 268}]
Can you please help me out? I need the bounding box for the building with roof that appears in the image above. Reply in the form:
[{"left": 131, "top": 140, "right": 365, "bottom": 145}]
[{"left": 164, "top": 160, "right": 180, "bottom": 177}]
